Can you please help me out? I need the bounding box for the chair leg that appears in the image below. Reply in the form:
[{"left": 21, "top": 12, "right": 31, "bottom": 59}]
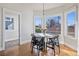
[
  {"left": 43, "top": 43, "right": 45, "bottom": 52},
  {"left": 31, "top": 42, "right": 33, "bottom": 53},
  {"left": 58, "top": 45, "right": 60, "bottom": 55},
  {"left": 53, "top": 46, "right": 55, "bottom": 56},
  {"left": 31, "top": 45, "right": 33, "bottom": 53},
  {"left": 57, "top": 38, "right": 60, "bottom": 55},
  {"left": 58, "top": 40, "right": 60, "bottom": 55},
  {"left": 53, "top": 43, "right": 55, "bottom": 56},
  {"left": 46, "top": 43, "right": 47, "bottom": 53},
  {"left": 37, "top": 46, "right": 39, "bottom": 56}
]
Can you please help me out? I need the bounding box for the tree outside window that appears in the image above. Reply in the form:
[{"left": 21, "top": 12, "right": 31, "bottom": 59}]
[{"left": 34, "top": 16, "right": 42, "bottom": 33}]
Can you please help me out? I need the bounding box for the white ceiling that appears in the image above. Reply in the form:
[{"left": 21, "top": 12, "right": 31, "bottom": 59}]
[{"left": 0, "top": 3, "right": 71, "bottom": 11}]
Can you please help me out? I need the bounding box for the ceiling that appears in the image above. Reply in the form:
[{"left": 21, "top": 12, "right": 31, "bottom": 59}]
[{"left": 0, "top": 3, "right": 72, "bottom": 11}]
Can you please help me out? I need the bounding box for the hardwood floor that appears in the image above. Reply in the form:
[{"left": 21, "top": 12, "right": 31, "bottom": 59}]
[{"left": 0, "top": 42, "right": 77, "bottom": 56}]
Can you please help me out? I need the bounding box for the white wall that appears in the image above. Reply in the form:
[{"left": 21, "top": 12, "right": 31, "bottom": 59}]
[
  {"left": 64, "top": 37, "right": 77, "bottom": 50},
  {"left": 20, "top": 10, "right": 33, "bottom": 44},
  {"left": 0, "top": 8, "right": 2, "bottom": 50},
  {"left": 3, "top": 8, "right": 19, "bottom": 42}
]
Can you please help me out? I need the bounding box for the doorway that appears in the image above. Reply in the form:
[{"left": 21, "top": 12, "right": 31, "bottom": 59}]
[{"left": 2, "top": 8, "right": 20, "bottom": 50}]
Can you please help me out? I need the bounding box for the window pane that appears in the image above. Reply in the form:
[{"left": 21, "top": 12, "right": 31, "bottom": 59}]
[
  {"left": 67, "top": 11, "right": 75, "bottom": 37},
  {"left": 34, "top": 16, "right": 42, "bottom": 33},
  {"left": 46, "top": 16, "right": 61, "bottom": 34}
]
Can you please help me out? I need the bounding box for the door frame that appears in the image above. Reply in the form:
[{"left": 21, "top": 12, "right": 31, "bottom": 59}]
[{"left": 2, "top": 8, "right": 21, "bottom": 50}]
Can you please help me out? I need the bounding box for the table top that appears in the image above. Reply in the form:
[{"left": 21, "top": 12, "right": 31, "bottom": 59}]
[{"left": 31, "top": 33, "right": 57, "bottom": 38}]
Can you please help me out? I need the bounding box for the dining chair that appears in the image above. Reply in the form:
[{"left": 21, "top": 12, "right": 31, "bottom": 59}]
[
  {"left": 46, "top": 35, "right": 60, "bottom": 56},
  {"left": 54, "top": 35, "right": 60, "bottom": 55},
  {"left": 46, "top": 36, "right": 56, "bottom": 56},
  {"left": 31, "top": 35, "right": 45, "bottom": 56}
]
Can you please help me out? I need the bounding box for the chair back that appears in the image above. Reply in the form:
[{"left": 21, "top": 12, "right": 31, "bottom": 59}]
[
  {"left": 31, "top": 35, "right": 45, "bottom": 46},
  {"left": 54, "top": 35, "right": 59, "bottom": 45}
]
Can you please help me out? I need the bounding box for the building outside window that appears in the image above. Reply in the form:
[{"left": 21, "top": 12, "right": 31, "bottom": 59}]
[{"left": 46, "top": 16, "right": 61, "bottom": 34}]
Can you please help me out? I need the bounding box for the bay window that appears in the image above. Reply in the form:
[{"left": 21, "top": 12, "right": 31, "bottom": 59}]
[
  {"left": 66, "top": 11, "right": 76, "bottom": 37},
  {"left": 46, "top": 15, "right": 61, "bottom": 34},
  {"left": 34, "top": 16, "right": 42, "bottom": 33}
]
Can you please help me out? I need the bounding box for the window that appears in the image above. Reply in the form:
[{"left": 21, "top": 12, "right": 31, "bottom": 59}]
[
  {"left": 67, "top": 11, "right": 76, "bottom": 37},
  {"left": 34, "top": 16, "right": 42, "bottom": 33},
  {"left": 46, "top": 16, "right": 61, "bottom": 34},
  {"left": 5, "top": 16, "right": 14, "bottom": 30}
]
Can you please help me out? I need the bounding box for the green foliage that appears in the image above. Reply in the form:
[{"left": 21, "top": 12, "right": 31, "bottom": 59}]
[{"left": 35, "top": 28, "right": 41, "bottom": 33}]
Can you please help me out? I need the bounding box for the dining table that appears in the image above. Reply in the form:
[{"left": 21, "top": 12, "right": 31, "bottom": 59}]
[{"left": 31, "top": 33, "right": 58, "bottom": 49}]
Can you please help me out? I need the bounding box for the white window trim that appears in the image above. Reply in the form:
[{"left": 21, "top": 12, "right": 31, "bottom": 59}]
[{"left": 64, "top": 8, "right": 77, "bottom": 39}]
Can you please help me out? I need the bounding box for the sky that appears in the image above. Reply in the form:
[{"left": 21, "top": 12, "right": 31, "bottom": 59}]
[
  {"left": 34, "top": 11, "right": 75, "bottom": 26},
  {"left": 67, "top": 11, "right": 75, "bottom": 26},
  {"left": 34, "top": 16, "right": 42, "bottom": 26}
]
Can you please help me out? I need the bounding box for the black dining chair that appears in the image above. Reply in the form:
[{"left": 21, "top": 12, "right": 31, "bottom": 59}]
[
  {"left": 54, "top": 35, "right": 60, "bottom": 55},
  {"left": 31, "top": 35, "right": 45, "bottom": 56},
  {"left": 46, "top": 36, "right": 56, "bottom": 56},
  {"left": 46, "top": 35, "right": 60, "bottom": 56}
]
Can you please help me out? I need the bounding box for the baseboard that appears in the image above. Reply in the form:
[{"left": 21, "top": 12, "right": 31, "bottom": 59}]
[
  {"left": 59, "top": 41, "right": 64, "bottom": 44},
  {"left": 5, "top": 38, "right": 19, "bottom": 42},
  {"left": 20, "top": 39, "right": 31, "bottom": 45},
  {"left": 64, "top": 43, "right": 77, "bottom": 51}
]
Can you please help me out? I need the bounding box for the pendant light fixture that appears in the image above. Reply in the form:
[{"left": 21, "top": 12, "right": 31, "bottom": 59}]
[{"left": 41, "top": 3, "right": 47, "bottom": 33}]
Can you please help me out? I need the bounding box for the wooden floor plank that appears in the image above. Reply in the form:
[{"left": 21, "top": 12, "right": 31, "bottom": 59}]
[{"left": 0, "top": 43, "right": 77, "bottom": 56}]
